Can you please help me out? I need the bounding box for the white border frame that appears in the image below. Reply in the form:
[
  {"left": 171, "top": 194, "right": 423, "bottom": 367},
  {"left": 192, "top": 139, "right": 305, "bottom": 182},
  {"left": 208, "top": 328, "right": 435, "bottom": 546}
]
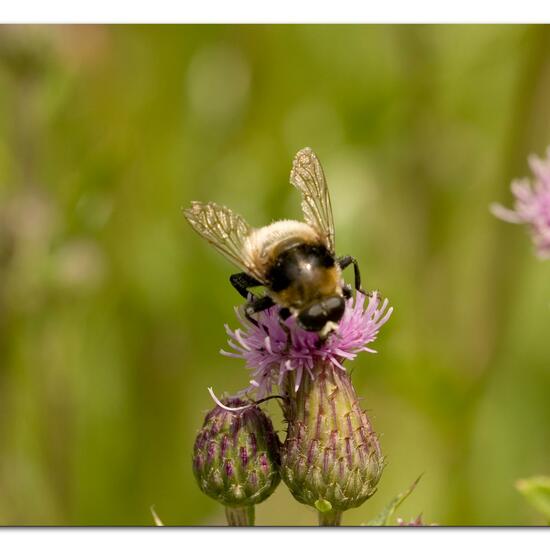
[{"left": 0, "top": 0, "right": 550, "bottom": 23}]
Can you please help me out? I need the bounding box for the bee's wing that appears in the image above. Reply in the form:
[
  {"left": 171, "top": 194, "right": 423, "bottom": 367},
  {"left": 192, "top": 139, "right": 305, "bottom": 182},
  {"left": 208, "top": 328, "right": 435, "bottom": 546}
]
[
  {"left": 183, "top": 201, "right": 266, "bottom": 283},
  {"left": 289, "top": 147, "right": 335, "bottom": 253}
]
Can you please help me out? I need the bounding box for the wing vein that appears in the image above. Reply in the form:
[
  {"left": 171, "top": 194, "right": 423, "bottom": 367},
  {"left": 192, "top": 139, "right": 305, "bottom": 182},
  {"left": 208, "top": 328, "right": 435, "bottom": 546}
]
[
  {"left": 183, "top": 201, "right": 266, "bottom": 283},
  {"left": 290, "top": 147, "right": 335, "bottom": 252}
]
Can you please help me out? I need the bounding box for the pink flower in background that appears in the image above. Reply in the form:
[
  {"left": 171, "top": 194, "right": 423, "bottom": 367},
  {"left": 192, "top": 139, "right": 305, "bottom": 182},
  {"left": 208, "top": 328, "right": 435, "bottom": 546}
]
[
  {"left": 491, "top": 147, "right": 550, "bottom": 259},
  {"left": 396, "top": 515, "right": 436, "bottom": 526},
  {"left": 220, "top": 291, "right": 393, "bottom": 399}
]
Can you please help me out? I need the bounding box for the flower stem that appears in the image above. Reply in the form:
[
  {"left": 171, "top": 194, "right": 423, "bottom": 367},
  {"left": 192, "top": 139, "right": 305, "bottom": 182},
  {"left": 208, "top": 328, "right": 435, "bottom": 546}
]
[
  {"left": 318, "top": 510, "right": 342, "bottom": 526},
  {"left": 225, "top": 505, "right": 255, "bottom": 526}
]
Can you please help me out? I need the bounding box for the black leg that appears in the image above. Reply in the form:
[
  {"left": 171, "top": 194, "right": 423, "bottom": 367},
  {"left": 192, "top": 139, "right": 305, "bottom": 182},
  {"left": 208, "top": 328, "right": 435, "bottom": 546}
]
[
  {"left": 338, "top": 255, "right": 364, "bottom": 293},
  {"left": 230, "top": 272, "right": 263, "bottom": 299},
  {"left": 278, "top": 308, "right": 292, "bottom": 350},
  {"left": 244, "top": 294, "right": 275, "bottom": 327},
  {"left": 246, "top": 295, "right": 275, "bottom": 315},
  {"left": 342, "top": 284, "right": 352, "bottom": 299},
  {"left": 279, "top": 307, "right": 291, "bottom": 321}
]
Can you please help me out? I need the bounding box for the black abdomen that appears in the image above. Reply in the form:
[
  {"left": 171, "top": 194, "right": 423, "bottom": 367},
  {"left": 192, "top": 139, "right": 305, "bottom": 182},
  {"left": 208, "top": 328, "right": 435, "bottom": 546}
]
[{"left": 266, "top": 243, "right": 336, "bottom": 300}]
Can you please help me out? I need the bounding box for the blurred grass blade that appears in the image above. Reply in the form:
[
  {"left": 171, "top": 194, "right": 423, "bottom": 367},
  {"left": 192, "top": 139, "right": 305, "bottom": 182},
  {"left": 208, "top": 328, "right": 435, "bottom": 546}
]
[
  {"left": 150, "top": 506, "right": 164, "bottom": 526},
  {"left": 367, "top": 475, "right": 423, "bottom": 526},
  {"left": 516, "top": 476, "right": 550, "bottom": 521}
]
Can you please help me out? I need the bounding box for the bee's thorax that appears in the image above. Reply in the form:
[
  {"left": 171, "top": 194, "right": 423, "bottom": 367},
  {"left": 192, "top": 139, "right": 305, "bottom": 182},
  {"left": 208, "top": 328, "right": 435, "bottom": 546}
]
[{"left": 266, "top": 243, "right": 341, "bottom": 309}]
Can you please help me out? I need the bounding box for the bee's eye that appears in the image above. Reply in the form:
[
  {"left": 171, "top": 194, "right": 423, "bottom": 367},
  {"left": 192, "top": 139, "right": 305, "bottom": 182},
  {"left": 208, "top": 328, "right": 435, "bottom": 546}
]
[
  {"left": 298, "top": 303, "right": 327, "bottom": 332},
  {"left": 324, "top": 296, "right": 345, "bottom": 323}
]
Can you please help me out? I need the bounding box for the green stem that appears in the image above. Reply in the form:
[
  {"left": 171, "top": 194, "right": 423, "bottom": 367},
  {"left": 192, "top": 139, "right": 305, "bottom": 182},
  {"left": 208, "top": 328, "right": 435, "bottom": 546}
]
[
  {"left": 225, "top": 505, "right": 255, "bottom": 526},
  {"left": 318, "top": 510, "right": 342, "bottom": 526}
]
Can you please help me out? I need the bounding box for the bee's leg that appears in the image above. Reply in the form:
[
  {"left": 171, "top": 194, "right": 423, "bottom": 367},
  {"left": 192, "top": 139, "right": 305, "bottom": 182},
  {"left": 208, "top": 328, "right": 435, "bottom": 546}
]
[
  {"left": 278, "top": 308, "right": 292, "bottom": 350},
  {"left": 244, "top": 295, "right": 275, "bottom": 327},
  {"left": 279, "top": 307, "right": 291, "bottom": 321},
  {"left": 230, "top": 272, "right": 263, "bottom": 299},
  {"left": 338, "top": 256, "right": 366, "bottom": 294},
  {"left": 342, "top": 284, "right": 353, "bottom": 300},
  {"left": 316, "top": 322, "right": 339, "bottom": 348}
]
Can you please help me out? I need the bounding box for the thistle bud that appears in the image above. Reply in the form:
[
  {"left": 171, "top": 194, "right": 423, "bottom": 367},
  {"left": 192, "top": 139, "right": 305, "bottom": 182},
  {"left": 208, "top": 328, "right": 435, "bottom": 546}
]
[
  {"left": 281, "top": 363, "right": 384, "bottom": 525},
  {"left": 192, "top": 398, "right": 281, "bottom": 525}
]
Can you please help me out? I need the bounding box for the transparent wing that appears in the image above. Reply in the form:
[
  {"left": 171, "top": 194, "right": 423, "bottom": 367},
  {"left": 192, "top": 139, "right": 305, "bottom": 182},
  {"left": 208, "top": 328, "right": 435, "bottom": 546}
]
[
  {"left": 289, "top": 147, "right": 335, "bottom": 252},
  {"left": 183, "top": 201, "right": 265, "bottom": 282}
]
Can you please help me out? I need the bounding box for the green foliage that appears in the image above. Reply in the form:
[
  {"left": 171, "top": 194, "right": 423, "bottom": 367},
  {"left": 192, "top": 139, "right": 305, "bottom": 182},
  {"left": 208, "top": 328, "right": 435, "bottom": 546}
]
[
  {"left": 367, "top": 475, "right": 422, "bottom": 526},
  {"left": 516, "top": 476, "right": 550, "bottom": 522}
]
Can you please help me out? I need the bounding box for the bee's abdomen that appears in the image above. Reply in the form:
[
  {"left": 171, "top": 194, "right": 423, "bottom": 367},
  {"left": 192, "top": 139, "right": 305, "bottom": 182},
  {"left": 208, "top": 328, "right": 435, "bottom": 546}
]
[{"left": 266, "top": 244, "right": 337, "bottom": 302}]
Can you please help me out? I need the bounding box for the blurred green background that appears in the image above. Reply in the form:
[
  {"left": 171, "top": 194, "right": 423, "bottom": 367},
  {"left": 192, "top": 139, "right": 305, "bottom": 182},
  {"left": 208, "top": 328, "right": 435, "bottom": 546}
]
[{"left": 0, "top": 24, "right": 549, "bottom": 526}]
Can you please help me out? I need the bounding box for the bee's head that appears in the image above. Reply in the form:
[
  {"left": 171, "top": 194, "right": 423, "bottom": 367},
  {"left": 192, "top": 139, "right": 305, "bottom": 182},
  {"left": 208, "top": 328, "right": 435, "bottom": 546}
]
[{"left": 297, "top": 295, "right": 346, "bottom": 333}]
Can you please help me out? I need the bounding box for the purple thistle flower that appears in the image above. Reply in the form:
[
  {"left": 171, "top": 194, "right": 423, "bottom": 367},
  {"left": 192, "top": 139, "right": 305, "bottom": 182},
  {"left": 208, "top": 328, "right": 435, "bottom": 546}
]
[
  {"left": 220, "top": 291, "right": 393, "bottom": 399},
  {"left": 491, "top": 146, "right": 550, "bottom": 259}
]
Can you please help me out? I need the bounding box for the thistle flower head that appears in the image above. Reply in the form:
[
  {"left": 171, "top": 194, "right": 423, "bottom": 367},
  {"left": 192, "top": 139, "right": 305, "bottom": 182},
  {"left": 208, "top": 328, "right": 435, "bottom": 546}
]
[
  {"left": 491, "top": 146, "right": 550, "bottom": 258},
  {"left": 192, "top": 398, "right": 281, "bottom": 508},
  {"left": 222, "top": 291, "right": 392, "bottom": 398}
]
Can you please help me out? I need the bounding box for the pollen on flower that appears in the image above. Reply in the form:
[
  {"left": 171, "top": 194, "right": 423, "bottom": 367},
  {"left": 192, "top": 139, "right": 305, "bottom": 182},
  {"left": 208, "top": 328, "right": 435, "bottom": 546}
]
[
  {"left": 490, "top": 146, "right": 550, "bottom": 259},
  {"left": 220, "top": 291, "right": 393, "bottom": 399}
]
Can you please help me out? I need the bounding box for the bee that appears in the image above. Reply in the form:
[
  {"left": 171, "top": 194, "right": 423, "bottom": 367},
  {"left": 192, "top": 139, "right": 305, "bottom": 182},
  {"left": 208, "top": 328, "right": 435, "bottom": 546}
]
[{"left": 183, "top": 147, "right": 366, "bottom": 340}]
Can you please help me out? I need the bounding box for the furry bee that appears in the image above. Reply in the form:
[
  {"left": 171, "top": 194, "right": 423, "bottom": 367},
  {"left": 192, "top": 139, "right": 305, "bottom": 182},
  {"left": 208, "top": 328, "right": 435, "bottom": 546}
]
[{"left": 183, "top": 147, "right": 365, "bottom": 340}]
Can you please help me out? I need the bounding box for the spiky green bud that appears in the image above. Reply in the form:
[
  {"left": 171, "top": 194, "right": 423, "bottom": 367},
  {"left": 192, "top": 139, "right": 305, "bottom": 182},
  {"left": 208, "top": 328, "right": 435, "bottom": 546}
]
[
  {"left": 281, "top": 363, "right": 384, "bottom": 519},
  {"left": 192, "top": 399, "right": 281, "bottom": 511}
]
